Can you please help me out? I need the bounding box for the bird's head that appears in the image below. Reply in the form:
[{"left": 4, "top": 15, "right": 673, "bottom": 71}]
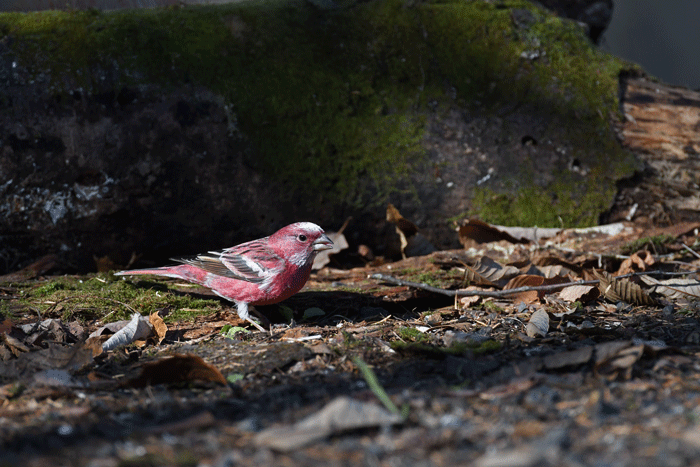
[{"left": 269, "top": 222, "right": 334, "bottom": 266}]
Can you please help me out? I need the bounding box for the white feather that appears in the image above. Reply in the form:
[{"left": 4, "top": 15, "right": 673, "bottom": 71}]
[
  {"left": 288, "top": 249, "right": 312, "bottom": 267},
  {"left": 292, "top": 222, "right": 323, "bottom": 233}
]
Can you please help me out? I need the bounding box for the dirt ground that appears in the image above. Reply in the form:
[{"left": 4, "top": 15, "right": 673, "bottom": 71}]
[{"left": 2, "top": 221, "right": 700, "bottom": 467}]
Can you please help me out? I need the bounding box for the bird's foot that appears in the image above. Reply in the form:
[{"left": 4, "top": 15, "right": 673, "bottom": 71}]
[{"left": 248, "top": 306, "right": 271, "bottom": 333}]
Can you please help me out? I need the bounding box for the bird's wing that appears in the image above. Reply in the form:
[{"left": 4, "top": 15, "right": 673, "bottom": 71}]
[{"left": 173, "top": 238, "right": 283, "bottom": 283}]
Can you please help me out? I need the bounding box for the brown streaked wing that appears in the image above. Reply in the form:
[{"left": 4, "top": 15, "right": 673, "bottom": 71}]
[{"left": 172, "top": 253, "right": 266, "bottom": 283}]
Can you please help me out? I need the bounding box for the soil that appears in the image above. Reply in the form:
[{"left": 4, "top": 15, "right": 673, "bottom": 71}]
[{"left": 2, "top": 223, "right": 700, "bottom": 467}]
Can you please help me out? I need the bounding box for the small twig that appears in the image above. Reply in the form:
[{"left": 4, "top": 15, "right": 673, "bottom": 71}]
[
  {"left": 682, "top": 243, "right": 700, "bottom": 260},
  {"left": 185, "top": 331, "right": 219, "bottom": 345},
  {"left": 42, "top": 295, "right": 141, "bottom": 317},
  {"left": 369, "top": 273, "right": 597, "bottom": 298},
  {"left": 98, "top": 297, "right": 142, "bottom": 320},
  {"left": 371, "top": 267, "right": 700, "bottom": 299},
  {"left": 616, "top": 269, "right": 700, "bottom": 279}
]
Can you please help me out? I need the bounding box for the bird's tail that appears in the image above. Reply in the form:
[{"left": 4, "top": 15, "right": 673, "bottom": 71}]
[{"left": 114, "top": 264, "right": 209, "bottom": 285}]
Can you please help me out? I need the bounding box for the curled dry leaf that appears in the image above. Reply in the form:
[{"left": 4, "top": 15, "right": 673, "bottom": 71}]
[
  {"left": 559, "top": 284, "right": 599, "bottom": 303},
  {"left": 149, "top": 312, "right": 168, "bottom": 345},
  {"left": 505, "top": 274, "right": 571, "bottom": 304},
  {"left": 617, "top": 250, "right": 655, "bottom": 275},
  {"left": 0, "top": 319, "right": 12, "bottom": 335},
  {"left": 312, "top": 223, "right": 350, "bottom": 270},
  {"left": 517, "top": 263, "right": 570, "bottom": 279},
  {"left": 0, "top": 254, "right": 59, "bottom": 282},
  {"left": 639, "top": 275, "right": 700, "bottom": 300},
  {"left": 593, "top": 270, "right": 656, "bottom": 306},
  {"left": 459, "top": 286, "right": 484, "bottom": 307},
  {"left": 357, "top": 244, "right": 374, "bottom": 261},
  {"left": 504, "top": 275, "right": 544, "bottom": 290},
  {"left": 1, "top": 333, "right": 30, "bottom": 357},
  {"left": 543, "top": 346, "right": 594, "bottom": 370},
  {"left": 505, "top": 275, "right": 544, "bottom": 304},
  {"left": 465, "top": 257, "right": 520, "bottom": 288},
  {"left": 595, "top": 344, "right": 645, "bottom": 380},
  {"left": 101, "top": 313, "right": 153, "bottom": 352},
  {"left": 536, "top": 264, "right": 568, "bottom": 279},
  {"left": 531, "top": 253, "right": 583, "bottom": 276},
  {"left": 457, "top": 218, "right": 530, "bottom": 246},
  {"left": 525, "top": 308, "right": 549, "bottom": 338},
  {"left": 254, "top": 396, "right": 402, "bottom": 451},
  {"left": 386, "top": 204, "right": 436, "bottom": 258},
  {"left": 123, "top": 354, "right": 227, "bottom": 388}
]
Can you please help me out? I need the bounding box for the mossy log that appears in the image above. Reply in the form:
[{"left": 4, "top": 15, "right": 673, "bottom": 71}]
[{"left": 0, "top": 0, "right": 639, "bottom": 273}]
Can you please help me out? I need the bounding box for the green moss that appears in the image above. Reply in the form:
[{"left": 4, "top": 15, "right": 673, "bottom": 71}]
[
  {"left": 33, "top": 281, "right": 66, "bottom": 297},
  {"left": 397, "top": 326, "right": 430, "bottom": 342},
  {"left": 390, "top": 337, "right": 501, "bottom": 355},
  {"left": 468, "top": 178, "right": 619, "bottom": 227},
  {"left": 417, "top": 0, "right": 638, "bottom": 226},
  {"left": 0, "top": 301, "right": 10, "bottom": 319},
  {"left": 420, "top": 1, "right": 624, "bottom": 121},
  {"left": 483, "top": 301, "right": 504, "bottom": 313},
  {"left": 447, "top": 338, "right": 502, "bottom": 354},
  {"left": 621, "top": 234, "right": 676, "bottom": 255},
  {"left": 14, "top": 274, "right": 222, "bottom": 323},
  {"left": 2, "top": 2, "right": 430, "bottom": 208},
  {"left": 392, "top": 267, "right": 455, "bottom": 288}
]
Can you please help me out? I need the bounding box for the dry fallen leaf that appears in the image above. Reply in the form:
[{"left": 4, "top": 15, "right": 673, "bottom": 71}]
[
  {"left": 543, "top": 346, "right": 593, "bottom": 370},
  {"left": 594, "top": 270, "right": 656, "bottom": 306},
  {"left": 526, "top": 309, "right": 549, "bottom": 338},
  {"left": 617, "top": 250, "right": 655, "bottom": 275},
  {"left": 457, "top": 218, "right": 530, "bottom": 246},
  {"left": 505, "top": 275, "right": 544, "bottom": 304},
  {"left": 559, "top": 284, "right": 599, "bottom": 303},
  {"left": 123, "top": 354, "right": 227, "bottom": 388},
  {"left": 639, "top": 275, "right": 700, "bottom": 300},
  {"left": 1, "top": 333, "right": 30, "bottom": 357},
  {"left": 0, "top": 254, "right": 59, "bottom": 282},
  {"left": 101, "top": 313, "right": 153, "bottom": 351},
  {"left": 387, "top": 204, "right": 436, "bottom": 258},
  {"left": 465, "top": 257, "right": 520, "bottom": 288},
  {"left": 0, "top": 342, "right": 93, "bottom": 379},
  {"left": 254, "top": 396, "right": 402, "bottom": 451},
  {"left": 0, "top": 319, "right": 12, "bottom": 335},
  {"left": 595, "top": 343, "right": 645, "bottom": 380},
  {"left": 459, "top": 291, "right": 483, "bottom": 308},
  {"left": 312, "top": 218, "right": 351, "bottom": 270},
  {"left": 531, "top": 253, "right": 583, "bottom": 276},
  {"left": 149, "top": 312, "right": 168, "bottom": 345},
  {"left": 93, "top": 254, "right": 119, "bottom": 273},
  {"left": 479, "top": 377, "right": 537, "bottom": 400}
]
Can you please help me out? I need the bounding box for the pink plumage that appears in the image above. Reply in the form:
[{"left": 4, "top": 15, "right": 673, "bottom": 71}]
[{"left": 115, "top": 222, "right": 333, "bottom": 331}]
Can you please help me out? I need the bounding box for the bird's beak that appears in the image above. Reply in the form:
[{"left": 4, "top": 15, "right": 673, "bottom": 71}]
[{"left": 313, "top": 233, "right": 334, "bottom": 251}]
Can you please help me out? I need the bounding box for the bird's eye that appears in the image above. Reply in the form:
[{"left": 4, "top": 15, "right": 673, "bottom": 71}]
[{"left": 298, "top": 234, "right": 307, "bottom": 242}]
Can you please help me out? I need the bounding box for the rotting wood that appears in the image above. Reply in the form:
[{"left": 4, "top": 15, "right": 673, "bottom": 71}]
[{"left": 615, "top": 76, "right": 700, "bottom": 220}]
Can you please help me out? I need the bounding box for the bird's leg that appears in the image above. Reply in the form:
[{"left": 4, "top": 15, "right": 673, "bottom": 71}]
[
  {"left": 250, "top": 306, "right": 272, "bottom": 331},
  {"left": 235, "top": 301, "right": 268, "bottom": 333}
]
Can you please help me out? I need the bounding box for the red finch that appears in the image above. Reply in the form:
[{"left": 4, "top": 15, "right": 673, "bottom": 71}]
[{"left": 115, "top": 222, "right": 333, "bottom": 331}]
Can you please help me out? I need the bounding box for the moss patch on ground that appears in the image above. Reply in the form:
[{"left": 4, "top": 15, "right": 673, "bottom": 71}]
[
  {"left": 3, "top": 274, "right": 222, "bottom": 323},
  {"left": 1, "top": 0, "right": 636, "bottom": 223}
]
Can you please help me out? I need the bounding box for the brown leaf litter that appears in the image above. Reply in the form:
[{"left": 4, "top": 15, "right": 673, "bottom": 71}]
[{"left": 2, "top": 218, "right": 700, "bottom": 465}]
